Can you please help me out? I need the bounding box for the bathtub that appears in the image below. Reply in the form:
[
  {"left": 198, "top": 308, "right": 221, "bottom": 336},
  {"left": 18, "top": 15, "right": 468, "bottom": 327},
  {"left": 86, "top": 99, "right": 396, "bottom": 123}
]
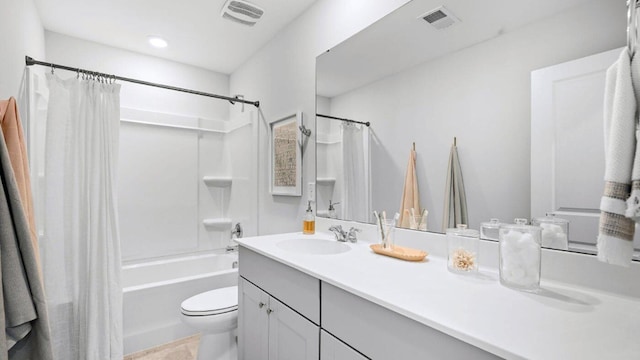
[{"left": 123, "top": 252, "right": 238, "bottom": 355}]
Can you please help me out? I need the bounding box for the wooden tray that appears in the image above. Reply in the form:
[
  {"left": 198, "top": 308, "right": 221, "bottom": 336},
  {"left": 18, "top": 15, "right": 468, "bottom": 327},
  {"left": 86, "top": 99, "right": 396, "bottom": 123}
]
[{"left": 370, "top": 244, "right": 428, "bottom": 262}]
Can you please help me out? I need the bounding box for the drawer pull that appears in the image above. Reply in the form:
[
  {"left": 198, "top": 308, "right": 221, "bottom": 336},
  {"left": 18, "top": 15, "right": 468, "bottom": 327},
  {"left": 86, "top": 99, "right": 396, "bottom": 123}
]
[
  {"left": 266, "top": 308, "right": 273, "bottom": 315},
  {"left": 258, "top": 302, "right": 265, "bottom": 308}
]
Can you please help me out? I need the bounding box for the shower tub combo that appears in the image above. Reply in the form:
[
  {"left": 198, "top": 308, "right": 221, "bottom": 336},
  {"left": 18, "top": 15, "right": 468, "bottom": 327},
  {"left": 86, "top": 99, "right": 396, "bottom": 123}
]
[{"left": 122, "top": 251, "right": 238, "bottom": 355}]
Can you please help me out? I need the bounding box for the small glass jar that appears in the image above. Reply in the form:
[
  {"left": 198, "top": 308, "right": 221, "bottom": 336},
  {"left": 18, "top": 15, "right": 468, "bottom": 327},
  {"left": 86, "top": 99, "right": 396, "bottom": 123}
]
[
  {"left": 377, "top": 219, "right": 396, "bottom": 250},
  {"left": 480, "top": 218, "right": 501, "bottom": 241},
  {"left": 499, "top": 218, "right": 542, "bottom": 291},
  {"left": 446, "top": 224, "right": 479, "bottom": 274},
  {"left": 531, "top": 213, "right": 569, "bottom": 250}
]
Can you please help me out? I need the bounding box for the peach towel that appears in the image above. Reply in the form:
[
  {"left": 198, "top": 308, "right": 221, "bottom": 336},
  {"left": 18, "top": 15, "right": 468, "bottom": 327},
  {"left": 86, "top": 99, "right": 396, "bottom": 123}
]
[
  {"left": 398, "top": 148, "right": 421, "bottom": 228},
  {"left": 0, "top": 97, "right": 40, "bottom": 266}
]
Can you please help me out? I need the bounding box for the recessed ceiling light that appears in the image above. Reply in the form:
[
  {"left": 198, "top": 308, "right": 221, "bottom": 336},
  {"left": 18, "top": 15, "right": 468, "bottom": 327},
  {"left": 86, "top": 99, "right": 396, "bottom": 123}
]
[{"left": 148, "top": 36, "right": 168, "bottom": 48}]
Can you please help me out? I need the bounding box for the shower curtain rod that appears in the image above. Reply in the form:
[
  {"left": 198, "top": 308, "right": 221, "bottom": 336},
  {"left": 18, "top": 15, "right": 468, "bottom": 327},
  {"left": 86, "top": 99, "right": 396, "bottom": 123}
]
[
  {"left": 24, "top": 56, "right": 260, "bottom": 108},
  {"left": 316, "top": 113, "right": 370, "bottom": 127}
]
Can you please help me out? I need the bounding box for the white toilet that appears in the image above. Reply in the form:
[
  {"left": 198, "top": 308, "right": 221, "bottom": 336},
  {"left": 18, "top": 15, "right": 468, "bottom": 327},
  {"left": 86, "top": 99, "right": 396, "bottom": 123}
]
[{"left": 180, "top": 286, "right": 238, "bottom": 360}]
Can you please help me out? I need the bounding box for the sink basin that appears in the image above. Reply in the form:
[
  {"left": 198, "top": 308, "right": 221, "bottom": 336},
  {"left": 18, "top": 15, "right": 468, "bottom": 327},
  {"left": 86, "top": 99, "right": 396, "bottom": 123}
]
[{"left": 277, "top": 238, "right": 351, "bottom": 255}]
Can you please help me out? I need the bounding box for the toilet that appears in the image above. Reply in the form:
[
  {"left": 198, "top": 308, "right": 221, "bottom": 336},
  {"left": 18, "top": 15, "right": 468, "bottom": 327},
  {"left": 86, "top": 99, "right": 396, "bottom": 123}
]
[{"left": 180, "top": 286, "right": 238, "bottom": 360}]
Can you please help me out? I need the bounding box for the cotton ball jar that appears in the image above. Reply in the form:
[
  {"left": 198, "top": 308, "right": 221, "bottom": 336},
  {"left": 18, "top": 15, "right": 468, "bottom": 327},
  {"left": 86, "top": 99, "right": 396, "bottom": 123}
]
[
  {"left": 532, "top": 214, "right": 569, "bottom": 250},
  {"left": 499, "top": 219, "right": 542, "bottom": 291}
]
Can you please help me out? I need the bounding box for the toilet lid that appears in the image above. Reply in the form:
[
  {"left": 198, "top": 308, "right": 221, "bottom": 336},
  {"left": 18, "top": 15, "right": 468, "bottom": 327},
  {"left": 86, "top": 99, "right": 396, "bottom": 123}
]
[{"left": 181, "top": 286, "right": 238, "bottom": 316}]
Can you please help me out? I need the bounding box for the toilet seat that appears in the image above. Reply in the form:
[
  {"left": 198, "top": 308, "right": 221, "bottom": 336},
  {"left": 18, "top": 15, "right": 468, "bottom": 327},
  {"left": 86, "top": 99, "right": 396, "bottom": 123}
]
[{"left": 181, "top": 286, "right": 238, "bottom": 316}]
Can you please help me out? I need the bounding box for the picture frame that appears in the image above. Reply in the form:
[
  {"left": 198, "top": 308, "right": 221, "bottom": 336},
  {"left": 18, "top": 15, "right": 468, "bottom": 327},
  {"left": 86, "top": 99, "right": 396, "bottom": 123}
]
[{"left": 270, "top": 112, "right": 303, "bottom": 196}]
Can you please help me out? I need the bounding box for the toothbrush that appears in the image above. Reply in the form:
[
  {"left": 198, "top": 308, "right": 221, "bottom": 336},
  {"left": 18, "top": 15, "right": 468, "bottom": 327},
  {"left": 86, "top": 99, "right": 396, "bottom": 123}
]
[
  {"left": 374, "top": 211, "right": 385, "bottom": 241},
  {"left": 419, "top": 209, "right": 428, "bottom": 230}
]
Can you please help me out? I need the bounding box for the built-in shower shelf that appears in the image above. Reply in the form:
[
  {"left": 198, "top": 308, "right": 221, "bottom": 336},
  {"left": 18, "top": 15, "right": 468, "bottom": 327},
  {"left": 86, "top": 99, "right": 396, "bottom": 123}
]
[
  {"left": 316, "top": 177, "right": 336, "bottom": 185},
  {"left": 203, "top": 218, "right": 233, "bottom": 229},
  {"left": 203, "top": 176, "right": 233, "bottom": 187}
]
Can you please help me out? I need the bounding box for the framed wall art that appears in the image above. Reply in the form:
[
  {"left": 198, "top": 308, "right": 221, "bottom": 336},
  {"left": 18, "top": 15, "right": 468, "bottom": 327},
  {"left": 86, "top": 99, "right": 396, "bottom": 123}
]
[{"left": 270, "top": 112, "right": 302, "bottom": 196}]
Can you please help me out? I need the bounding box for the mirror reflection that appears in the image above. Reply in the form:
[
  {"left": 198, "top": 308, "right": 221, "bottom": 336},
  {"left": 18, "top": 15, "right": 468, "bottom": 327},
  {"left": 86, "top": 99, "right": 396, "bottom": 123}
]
[{"left": 316, "top": 0, "right": 640, "bottom": 258}]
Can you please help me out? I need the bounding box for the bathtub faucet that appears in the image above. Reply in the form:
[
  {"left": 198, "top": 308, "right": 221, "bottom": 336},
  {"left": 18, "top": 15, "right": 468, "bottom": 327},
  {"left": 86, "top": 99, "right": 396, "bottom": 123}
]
[
  {"left": 231, "top": 222, "right": 243, "bottom": 239},
  {"left": 226, "top": 222, "right": 243, "bottom": 252}
]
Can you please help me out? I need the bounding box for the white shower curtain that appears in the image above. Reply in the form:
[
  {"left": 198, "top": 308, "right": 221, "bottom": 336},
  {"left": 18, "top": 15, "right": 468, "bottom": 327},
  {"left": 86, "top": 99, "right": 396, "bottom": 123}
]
[
  {"left": 41, "top": 74, "right": 123, "bottom": 360},
  {"left": 342, "top": 123, "right": 369, "bottom": 222}
]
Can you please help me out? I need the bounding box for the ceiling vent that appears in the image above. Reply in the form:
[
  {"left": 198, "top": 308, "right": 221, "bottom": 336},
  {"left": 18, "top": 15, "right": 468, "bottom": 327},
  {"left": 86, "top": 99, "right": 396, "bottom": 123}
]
[
  {"left": 221, "top": 0, "right": 264, "bottom": 27},
  {"left": 419, "top": 6, "right": 460, "bottom": 30}
]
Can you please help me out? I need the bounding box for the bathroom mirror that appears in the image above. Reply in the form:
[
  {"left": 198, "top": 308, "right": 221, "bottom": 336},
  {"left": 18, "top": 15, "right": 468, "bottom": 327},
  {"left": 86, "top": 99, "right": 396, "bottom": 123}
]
[{"left": 315, "top": 0, "right": 640, "bottom": 259}]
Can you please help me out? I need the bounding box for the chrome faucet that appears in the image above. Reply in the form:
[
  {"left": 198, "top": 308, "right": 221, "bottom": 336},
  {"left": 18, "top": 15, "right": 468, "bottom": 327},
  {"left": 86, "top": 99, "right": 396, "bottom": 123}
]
[
  {"left": 329, "top": 225, "right": 361, "bottom": 243},
  {"left": 226, "top": 222, "right": 243, "bottom": 252},
  {"left": 346, "top": 227, "right": 361, "bottom": 243},
  {"left": 329, "top": 225, "right": 348, "bottom": 242}
]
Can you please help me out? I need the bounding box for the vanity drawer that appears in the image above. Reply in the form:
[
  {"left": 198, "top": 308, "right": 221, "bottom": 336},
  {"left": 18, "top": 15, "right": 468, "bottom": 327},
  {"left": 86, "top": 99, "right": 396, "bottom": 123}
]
[
  {"left": 321, "top": 282, "right": 499, "bottom": 359},
  {"left": 239, "top": 247, "right": 320, "bottom": 324}
]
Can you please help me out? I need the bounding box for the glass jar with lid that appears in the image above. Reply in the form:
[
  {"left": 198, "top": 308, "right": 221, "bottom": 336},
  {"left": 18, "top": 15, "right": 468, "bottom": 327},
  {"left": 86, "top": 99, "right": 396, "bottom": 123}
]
[
  {"left": 531, "top": 213, "right": 569, "bottom": 250},
  {"left": 446, "top": 224, "right": 479, "bottom": 274},
  {"left": 499, "top": 218, "right": 542, "bottom": 291},
  {"left": 480, "top": 218, "right": 501, "bottom": 241}
]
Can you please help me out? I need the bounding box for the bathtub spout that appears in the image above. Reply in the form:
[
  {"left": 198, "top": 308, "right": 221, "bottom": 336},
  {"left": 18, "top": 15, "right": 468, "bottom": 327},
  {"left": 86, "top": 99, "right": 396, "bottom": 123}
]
[{"left": 226, "top": 244, "right": 238, "bottom": 252}]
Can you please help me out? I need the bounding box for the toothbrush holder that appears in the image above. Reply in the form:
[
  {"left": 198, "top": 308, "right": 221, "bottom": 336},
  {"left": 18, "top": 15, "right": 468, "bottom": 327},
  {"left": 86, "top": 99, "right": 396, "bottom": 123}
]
[{"left": 377, "top": 219, "right": 396, "bottom": 250}]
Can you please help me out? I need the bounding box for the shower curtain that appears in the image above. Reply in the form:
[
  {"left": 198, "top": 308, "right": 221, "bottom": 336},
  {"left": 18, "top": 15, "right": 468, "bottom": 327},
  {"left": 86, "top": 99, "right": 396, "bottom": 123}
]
[
  {"left": 41, "top": 74, "right": 123, "bottom": 360},
  {"left": 342, "top": 123, "right": 369, "bottom": 222}
]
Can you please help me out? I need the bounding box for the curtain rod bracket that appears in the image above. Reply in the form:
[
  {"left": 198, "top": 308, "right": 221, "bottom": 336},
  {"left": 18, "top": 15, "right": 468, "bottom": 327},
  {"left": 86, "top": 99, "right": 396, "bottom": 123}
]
[{"left": 299, "top": 124, "right": 311, "bottom": 137}]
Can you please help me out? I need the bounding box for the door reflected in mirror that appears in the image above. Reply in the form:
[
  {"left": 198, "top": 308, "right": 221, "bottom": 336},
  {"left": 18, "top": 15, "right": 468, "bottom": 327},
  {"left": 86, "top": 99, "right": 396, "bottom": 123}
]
[{"left": 315, "top": 0, "right": 640, "bottom": 259}]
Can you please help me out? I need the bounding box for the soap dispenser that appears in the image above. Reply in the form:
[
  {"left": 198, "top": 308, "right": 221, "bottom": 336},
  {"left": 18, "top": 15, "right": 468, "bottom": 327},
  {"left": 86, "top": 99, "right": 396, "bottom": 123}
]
[
  {"left": 303, "top": 201, "right": 315, "bottom": 234},
  {"left": 328, "top": 200, "right": 339, "bottom": 219}
]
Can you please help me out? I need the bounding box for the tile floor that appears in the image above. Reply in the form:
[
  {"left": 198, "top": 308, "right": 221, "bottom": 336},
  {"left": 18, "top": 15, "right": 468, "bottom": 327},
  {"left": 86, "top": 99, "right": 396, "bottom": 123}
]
[{"left": 124, "top": 334, "right": 200, "bottom": 360}]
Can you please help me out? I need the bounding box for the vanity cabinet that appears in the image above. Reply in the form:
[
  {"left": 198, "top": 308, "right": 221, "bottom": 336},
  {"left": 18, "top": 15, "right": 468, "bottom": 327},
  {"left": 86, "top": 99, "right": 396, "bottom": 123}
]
[
  {"left": 321, "top": 283, "right": 499, "bottom": 360},
  {"left": 320, "top": 330, "right": 368, "bottom": 360},
  {"left": 238, "top": 247, "right": 320, "bottom": 360},
  {"left": 239, "top": 246, "right": 498, "bottom": 359},
  {"left": 239, "top": 278, "right": 319, "bottom": 360},
  {"left": 238, "top": 278, "right": 268, "bottom": 360}
]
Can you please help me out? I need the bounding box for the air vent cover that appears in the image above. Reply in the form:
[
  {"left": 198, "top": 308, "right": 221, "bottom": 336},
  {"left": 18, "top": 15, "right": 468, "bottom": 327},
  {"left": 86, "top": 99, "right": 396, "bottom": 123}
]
[
  {"left": 221, "top": 0, "right": 264, "bottom": 27},
  {"left": 419, "top": 6, "right": 460, "bottom": 30}
]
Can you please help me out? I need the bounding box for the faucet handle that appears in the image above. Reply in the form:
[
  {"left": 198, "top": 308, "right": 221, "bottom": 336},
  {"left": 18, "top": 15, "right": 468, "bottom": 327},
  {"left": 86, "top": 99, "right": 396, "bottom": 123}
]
[
  {"left": 347, "top": 227, "right": 361, "bottom": 242},
  {"left": 329, "top": 225, "right": 347, "bottom": 241}
]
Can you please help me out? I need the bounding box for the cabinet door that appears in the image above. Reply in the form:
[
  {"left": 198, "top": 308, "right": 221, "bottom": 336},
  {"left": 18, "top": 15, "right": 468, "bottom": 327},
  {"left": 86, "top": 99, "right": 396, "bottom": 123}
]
[
  {"left": 268, "top": 296, "right": 319, "bottom": 360},
  {"left": 320, "top": 330, "right": 368, "bottom": 360},
  {"left": 239, "top": 278, "right": 269, "bottom": 360}
]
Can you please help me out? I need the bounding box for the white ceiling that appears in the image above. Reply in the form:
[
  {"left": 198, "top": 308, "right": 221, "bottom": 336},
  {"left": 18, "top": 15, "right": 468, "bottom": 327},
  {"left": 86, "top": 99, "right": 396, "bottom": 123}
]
[
  {"left": 317, "top": 0, "right": 597, "bottom": 98},
  {"left": 34, "top": 0, "right": 318, "bottom": 74}
]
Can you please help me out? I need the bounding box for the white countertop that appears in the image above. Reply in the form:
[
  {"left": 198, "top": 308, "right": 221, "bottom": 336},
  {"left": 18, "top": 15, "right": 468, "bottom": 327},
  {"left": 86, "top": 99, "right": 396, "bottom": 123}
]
[{"left": 236, "top": 232, "right": 640, "bottom": 360}]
